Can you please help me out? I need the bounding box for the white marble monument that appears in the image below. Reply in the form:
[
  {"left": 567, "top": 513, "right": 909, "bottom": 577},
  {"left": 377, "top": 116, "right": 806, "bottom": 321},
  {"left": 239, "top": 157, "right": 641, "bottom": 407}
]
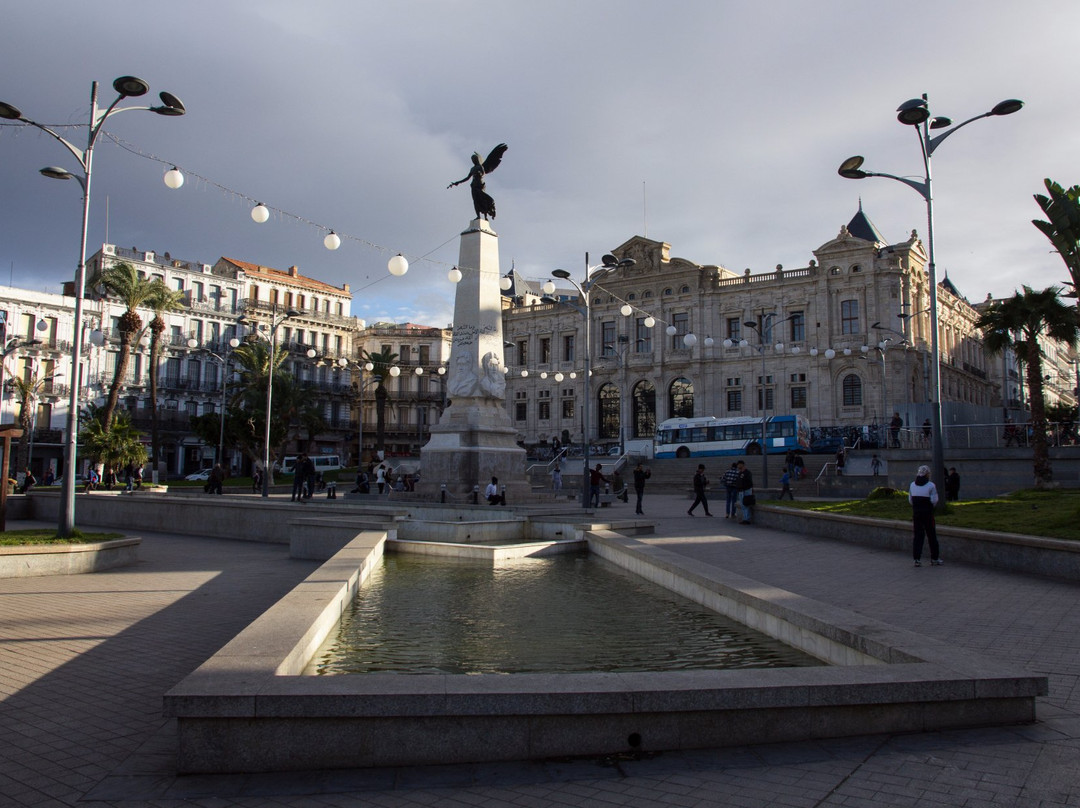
[{"left": 418, "top": 219, "right": 528, "bottom": 501}]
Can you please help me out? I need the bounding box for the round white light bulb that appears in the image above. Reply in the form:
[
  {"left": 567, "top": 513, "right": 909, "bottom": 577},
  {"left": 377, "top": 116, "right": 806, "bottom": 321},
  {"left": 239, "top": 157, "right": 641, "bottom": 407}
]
[
  {"left": 163, "top": 167, "right": 184, "bottom": 189},
  {"left": 414, "top": 366, "right": 424, "bottom": 375},
  {"left": 554, "top": 372, "right": 564, "bottom": 382},
  {"left": 666, "top": 325, "right": 677, "bottom": 336},
  {"left": 542, "top": 280, "right": 556, "bottom": 295},
  {"left": 683, "top": 333, "right": 698, "bottom": 347},
  {"left": 825, "top": 349, "right": 836, "bottom": 359},
  {"left": 388, "top": 254, "right": 409, "bottom": 276},
  {"left": 620, "top": 304, "right": 633, "bottom": 317},
  {"left": 810, "top": 347, "right": 818, "bottom": 356},
  {"left": 540, "top": 372, "right": 548, "bottom": 379},
  {"left": 389, "top": 366, "right": 401, "bottom": 377},
  {"left": 521, "top": 369, "right": 528, "bottom": 377},
  {"left": 569, "top": 372, "right": 577, "bottom": 379},
  {"left": 448, "top": 268, "right": 462, "bottom": 283},
  {"left": 500, "top": 276, "right": 513, "bottom": 291},
  {"left": 704, "top": 336, "right": 714, "bottom": 347},
  {"left": 644, "top": 316, "right": 656, "bottom": 328},
  {"left": 324, "top": 231, "right": 341, "bottom": 250},
  {"left": 437, "top": 366, "right": 446, "bottom": 375},
  {"left": 251, "top": 203, "right": 269, "bottom": 223},
  {"left": 843, "top": 347, "right": 852, "bottom": 356}
]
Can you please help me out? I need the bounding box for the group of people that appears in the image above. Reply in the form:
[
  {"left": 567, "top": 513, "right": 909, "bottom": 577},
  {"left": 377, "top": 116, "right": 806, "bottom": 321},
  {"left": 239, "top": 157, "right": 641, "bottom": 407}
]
[{"left": 351, "top": 463, "right": 418, "bottom": 496}]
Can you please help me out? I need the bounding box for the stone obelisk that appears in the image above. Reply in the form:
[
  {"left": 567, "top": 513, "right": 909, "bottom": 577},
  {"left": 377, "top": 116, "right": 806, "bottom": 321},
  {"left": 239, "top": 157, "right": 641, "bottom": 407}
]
[{"left": 418, "top": 219, "right": 528, "bottom": 500}]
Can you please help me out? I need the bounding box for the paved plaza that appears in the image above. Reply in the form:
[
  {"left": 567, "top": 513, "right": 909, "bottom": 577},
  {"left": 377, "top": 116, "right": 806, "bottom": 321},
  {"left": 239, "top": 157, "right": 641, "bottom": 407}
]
[{"left": 2, "top": 493, "right": 1080, "bottom": 807}]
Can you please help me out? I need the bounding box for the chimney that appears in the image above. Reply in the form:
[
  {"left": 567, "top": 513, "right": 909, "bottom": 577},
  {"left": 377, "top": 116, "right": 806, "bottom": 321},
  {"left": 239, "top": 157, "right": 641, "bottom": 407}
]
[{"left": 289, "top": 265, "right": 299, "bottom": 277}]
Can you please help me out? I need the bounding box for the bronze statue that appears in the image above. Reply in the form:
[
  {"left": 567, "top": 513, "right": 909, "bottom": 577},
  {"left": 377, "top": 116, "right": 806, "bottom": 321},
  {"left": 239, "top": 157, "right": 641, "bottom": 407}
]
[{"left": 448, "top": 143, "right": 508, "bottom": 220}]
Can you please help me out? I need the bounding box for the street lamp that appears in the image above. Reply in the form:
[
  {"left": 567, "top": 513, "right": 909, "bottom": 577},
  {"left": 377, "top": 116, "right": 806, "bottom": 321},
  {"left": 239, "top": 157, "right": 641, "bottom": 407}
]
[
  {"left": 544, "top": 252, "right": 636, "bottom": 508},
  {"left": 838, "top": 93, "right": 1022, "bottom": 509},
  {"left": 238, "top": 308, "right": 299, "bottom": 497},
  {"left": 743, "top": 313, "right": 795, "bottom": 488},
  {"left": 336, "top": 356, "right": 376, "bottom": 467},
  {"left": 187, "top": 337, "right": 241, "bottom": 467},
  {"left": 0, "top": 75, "right": 185, "bottom": 537}
]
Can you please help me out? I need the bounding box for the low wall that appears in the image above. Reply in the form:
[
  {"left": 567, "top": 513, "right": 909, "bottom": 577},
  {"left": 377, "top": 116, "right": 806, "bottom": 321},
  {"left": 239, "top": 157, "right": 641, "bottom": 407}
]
[
  {"left": 757, "top": 506, "right": 1080, "bottom": 581},
  {"left": 165, "top": 530, "right": 1044, "bottom": 774},
  {"left": 0, "top": 537, "right": 140, "bottom": 578}
]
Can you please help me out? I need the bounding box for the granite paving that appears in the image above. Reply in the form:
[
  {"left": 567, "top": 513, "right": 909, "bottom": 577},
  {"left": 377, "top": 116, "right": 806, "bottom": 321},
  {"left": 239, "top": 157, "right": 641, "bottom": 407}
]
[{"left": 2, "top": 489, "right": 1079, "bottom": 807}]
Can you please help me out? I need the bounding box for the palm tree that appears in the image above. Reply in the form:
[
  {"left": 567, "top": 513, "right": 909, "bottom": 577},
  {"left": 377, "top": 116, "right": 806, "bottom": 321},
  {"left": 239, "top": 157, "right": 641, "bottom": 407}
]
[
  {"left": 976, "top": 285, "right": 1079, "bottom": 486},
  {"left": 89, "top": 262, "right": 157, "bottom": 429},
  {"left": 361, "top": 347, "right": 399, "bottom": 454},
  {"left": 81, "top": 407, "right": 148, "bottom": 481},
  {"left": 1033, "top": 179, "right": 1080, "bottom": 303},
  {"left": 144, "top": 281, "right": 187, "bottom": 475},
  {"left": 9, "top": 368, "right": 56, "bottom": 480},
  {"left": 231, "top": 338, "right": 288, "bottom": 479}
]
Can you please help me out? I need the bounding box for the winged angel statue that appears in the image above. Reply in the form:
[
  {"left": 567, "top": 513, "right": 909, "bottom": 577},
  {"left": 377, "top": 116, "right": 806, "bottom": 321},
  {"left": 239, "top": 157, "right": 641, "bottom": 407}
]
[{"left": 448, "top": 143, "right": 508, "bottom": 220}]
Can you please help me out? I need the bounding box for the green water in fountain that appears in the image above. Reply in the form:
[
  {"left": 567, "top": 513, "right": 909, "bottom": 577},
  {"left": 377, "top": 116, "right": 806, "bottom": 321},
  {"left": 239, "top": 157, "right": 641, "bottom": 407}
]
[{"left": 307, "top": 553, "right": 824, "bottom": 675}]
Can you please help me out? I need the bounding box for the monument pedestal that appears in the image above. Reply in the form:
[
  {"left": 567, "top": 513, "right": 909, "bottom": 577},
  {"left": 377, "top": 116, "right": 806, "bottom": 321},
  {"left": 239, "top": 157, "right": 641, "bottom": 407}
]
[
  {"left": 417, "top": 218, "right": 528, "bottom": 501},
  {"left": 418, "top": 399, "right": 529, "bottom": 501}
]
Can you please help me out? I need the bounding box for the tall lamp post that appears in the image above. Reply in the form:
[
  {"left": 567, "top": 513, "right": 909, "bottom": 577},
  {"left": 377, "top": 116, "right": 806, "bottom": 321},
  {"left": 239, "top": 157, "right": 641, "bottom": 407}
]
[
  {"left": 0, "top": 75, "right": 185, "bottom": 537},
  {"left": 187, "top": 337, "right": 241, "bottom": 467},
  {"left": 336, "top": 357, "right": 376, "bottom": 468},
  {"left": 743, "top": 315, "right": 782, "bottom": 488},
  {"left": 543, "top": 253, "right": 636, "bottom": 509},
  {"left": 838, "top": 93, "right": 1022, "bottom": 509},
  {"left": 239, "top": 308, "right": 299, "bottom": 497}
]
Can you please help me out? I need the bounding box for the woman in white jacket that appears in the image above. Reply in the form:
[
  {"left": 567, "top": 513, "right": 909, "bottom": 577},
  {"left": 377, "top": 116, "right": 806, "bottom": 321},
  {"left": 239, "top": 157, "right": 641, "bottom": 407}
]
[{"left": 908, "top": 464, "right": 942, "bottom": 567}]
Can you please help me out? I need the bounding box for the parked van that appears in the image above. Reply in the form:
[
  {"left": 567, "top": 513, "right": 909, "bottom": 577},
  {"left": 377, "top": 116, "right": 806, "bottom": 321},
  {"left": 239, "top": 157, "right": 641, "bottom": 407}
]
[{"left": 281, "top": 455, "right": 342, "bottom": 475}]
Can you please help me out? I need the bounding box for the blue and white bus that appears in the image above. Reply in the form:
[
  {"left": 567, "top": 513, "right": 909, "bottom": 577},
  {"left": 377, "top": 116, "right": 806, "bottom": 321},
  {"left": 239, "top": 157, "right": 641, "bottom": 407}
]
[{"left": 654, "top": 414, "right": 811, "bottom": 459}]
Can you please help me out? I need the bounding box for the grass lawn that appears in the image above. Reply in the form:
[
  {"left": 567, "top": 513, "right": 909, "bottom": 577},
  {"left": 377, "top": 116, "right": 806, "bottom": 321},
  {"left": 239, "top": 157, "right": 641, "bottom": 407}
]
[
  {"left": 770, "top": 488, "right": 1080, "bottom": 542},
  {"left": 0, "top": 529, "right": 126, "bottom": 547}
]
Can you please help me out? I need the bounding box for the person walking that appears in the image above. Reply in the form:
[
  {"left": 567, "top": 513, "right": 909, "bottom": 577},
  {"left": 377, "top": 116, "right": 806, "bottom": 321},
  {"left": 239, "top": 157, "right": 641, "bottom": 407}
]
[
  {"left": 551, "top": 462, "right": 562, "bottom": 492},
  {"left": 835, "top": 447, "right": 845, "bottom": 476},
  {"left": 722, "top": 462, "right": 740, "bottom": 518},
  {"left": 687, "top": 463, "right": 712, "bottom": 517},
  {"left": 300, "top": 455, "right": 316, "bottom": 501},
  {"left": 376, "top": 463, "right": 387, "bottom": 495},
  {"left": 793, "top": 453, "right": 804, "bottom": 480},
  {"left": 632, "top": 461, "right": 651, "bottom": 515},
  {"left": 909, "top": 464, "right": 942, "bottom": 567},
  {"left": 778, "top": 469, "right": 794, "bottom": 500},
  {"left": 871, "top": 454, "right": 882, "bottom": 477},
  {"left": 736, "top": 460, "right": 755, "bottom": 523}
]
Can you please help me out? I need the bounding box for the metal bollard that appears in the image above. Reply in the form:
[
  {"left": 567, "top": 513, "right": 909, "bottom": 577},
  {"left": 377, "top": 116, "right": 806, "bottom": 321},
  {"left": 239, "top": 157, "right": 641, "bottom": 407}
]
[
  {"left": 500, "top": 484, "right": 507, "bottom": 506},
  {"left": 440, "top": 483, "right": 447, "bottom": 503},
  {"left": 472, "top": 484, "right": 479, "bottom": 505}
]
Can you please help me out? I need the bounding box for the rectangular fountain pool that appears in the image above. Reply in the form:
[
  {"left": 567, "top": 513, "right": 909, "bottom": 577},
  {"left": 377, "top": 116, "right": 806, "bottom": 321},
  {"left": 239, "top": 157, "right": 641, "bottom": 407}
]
[
  {"left": 165, "top": 527, "right": 1046, "bottom": 773},
  {"left": 306, "top": 553, "right": 824, "bottom": 675}
]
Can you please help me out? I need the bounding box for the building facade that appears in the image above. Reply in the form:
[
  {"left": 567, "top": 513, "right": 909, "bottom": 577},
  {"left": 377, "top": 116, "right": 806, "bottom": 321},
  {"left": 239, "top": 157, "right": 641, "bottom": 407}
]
[{"left": 501, "top": 207, "right": 1004, "bottom": 452}]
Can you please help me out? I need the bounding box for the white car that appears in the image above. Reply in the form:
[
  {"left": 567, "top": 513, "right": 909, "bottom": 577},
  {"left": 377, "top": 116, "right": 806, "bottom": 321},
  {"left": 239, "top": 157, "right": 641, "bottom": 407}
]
[{"left": 185, "top": 469, "right": 212, "bottom": 481}]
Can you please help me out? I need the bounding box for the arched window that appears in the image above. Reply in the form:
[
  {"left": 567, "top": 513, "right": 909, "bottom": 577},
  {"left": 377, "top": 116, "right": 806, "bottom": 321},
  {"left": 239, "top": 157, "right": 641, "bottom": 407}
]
[
  {"left": 842, "top": 374, "right": 863, "bottom": 406},
  {"left": 627, "top": 293, "right": 636, "bottom": 300},
  {"left": 669, "top": 377, "right": 694, "bottom": 419},
  {"left": 663, "top": 287, "right": 673, "bottom": 296},
  {"left": 680, "top": 285, "right": 690, "bottom": 294},
  {"left": 642, "top": 290, "right": 654, "bottom": 299},
  {"left": 632, "top": 380, "right": 657, "bottom": 438},
  {"left": 598, "top": 383, "right": 620, "bottom": 440}
]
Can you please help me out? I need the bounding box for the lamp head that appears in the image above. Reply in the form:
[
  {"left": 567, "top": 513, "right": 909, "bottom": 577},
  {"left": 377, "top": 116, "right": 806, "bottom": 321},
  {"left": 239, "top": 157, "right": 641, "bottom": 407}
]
[
  {"left": 0, "top": 101, "right": 23, "bottom": 120},
  {"left": 991, "top": 98, "right": 1024, "bottom": 116},
  {"left": 285, "top": 308, "right": 301, "bottom": 318},
  {"left": 551, "top": 269, "right": 571, "bottom": 280},
  {"left": 112, "top": 75, "right": 150, "bottom": 98},
  {"left": 838, "top": 155, "right": 867, "bottom": 179},
  {"left": 40, "top": 166, "right": 76, "bottom": 181},
  {"left": 929, "top": 116, "right": 952, "bottom": 129},
  {"left": 601, "top": 254, "right": 619, "bottom": 267},
  {"left": 896, "top": 97, "right": 930, "bottom": 126},
  {"left": 152, "top": 91, "right": 186, "bottom": 116},
  {"left": 743, "top": 321, "right": 757, "bottom": 329}
]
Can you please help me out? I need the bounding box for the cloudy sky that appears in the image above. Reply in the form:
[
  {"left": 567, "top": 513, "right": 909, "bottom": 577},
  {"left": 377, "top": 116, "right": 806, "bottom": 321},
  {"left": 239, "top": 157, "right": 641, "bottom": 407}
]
[{"left": 2, "top": 1, "right": 1077, "bottom": 327}]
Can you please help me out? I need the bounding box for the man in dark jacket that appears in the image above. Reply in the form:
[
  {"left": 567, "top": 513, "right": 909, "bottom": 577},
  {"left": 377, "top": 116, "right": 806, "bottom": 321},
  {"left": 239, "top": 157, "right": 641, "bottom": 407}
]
[
  {"left": 687, "top": 464, "right": 712, "bottom": 517},
  {"left": 736, "top": 460, "right": 755, "bottom": 524}
]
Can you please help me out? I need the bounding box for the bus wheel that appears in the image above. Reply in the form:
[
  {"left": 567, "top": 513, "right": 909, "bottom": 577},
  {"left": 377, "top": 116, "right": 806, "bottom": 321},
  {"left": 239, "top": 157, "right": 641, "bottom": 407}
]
[
  {"left": 747, "top": 443, "right": 762, "bottom": 455},
  {"left": 676, "top": 446, "right": 691, "bottom": 458}
]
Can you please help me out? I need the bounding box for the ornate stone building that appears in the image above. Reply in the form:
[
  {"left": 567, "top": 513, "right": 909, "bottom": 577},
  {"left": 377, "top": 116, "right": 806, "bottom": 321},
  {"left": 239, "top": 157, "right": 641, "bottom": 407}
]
[{"left": 501, "top": 207, "right": 999, "bottom": 451}]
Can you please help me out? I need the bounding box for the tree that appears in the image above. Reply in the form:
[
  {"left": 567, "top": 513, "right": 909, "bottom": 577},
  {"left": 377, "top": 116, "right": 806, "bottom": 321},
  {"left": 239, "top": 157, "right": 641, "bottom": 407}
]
[
  {"left": 361, "top": 347, "right": 398, "bottom": 453},
  {"left": 88, "top": 262, "right": 156, "bottom": 429},
  {"left": 144, "top": 281, "right": 187, "bottom": 474},
  {"left": 1033, "top": 179, "right": 1080, "bottom": 303},
  {"left": 976, "top": 286, "right": 1079, "bottom": 485},
  {"left": 9, "top": 368, "right": 56, "bottom": 479},
  {"left": 80, "top": 405, "right": 147, "bottom": 481},
  {"left": 228, "top": 339, "right": 327, "bottom": 479}
]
